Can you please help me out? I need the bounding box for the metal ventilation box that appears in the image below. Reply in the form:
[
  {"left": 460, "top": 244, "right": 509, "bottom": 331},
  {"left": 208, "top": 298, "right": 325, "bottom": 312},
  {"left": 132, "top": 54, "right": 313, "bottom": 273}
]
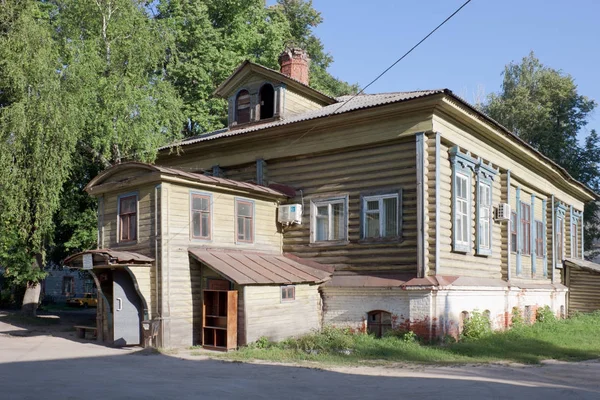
[{"left": 278, "top": 204, "right": 302, "bottom": 225}]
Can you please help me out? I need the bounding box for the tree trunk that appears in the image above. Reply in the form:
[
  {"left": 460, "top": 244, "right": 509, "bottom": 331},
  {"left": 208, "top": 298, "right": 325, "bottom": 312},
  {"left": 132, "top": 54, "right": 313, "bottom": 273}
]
[
  {"left": 21, "top": 253, "right": 43, "bottom": 317},
  {"left": 21, "top": 282, "right": 41, "bottom": 317}
]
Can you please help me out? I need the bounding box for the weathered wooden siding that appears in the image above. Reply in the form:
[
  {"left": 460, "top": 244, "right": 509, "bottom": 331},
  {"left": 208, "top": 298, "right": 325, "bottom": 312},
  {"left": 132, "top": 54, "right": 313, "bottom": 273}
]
[
  {"left": 434, "top": 114, "right": 585, "bottom": 283},
  {"left": 100, "top": 184, "right": 157, "bottom": 315},
  {"left": 224, "top": 162, "right": 257, "bottom": 183},
  {"left": 268, "top": 140, "right": 418, "bottom": 272},
  {"left": 244, "top": 284, "right": 321, "bottom": 343},
  {"left": 435, "top": 139, "right": 503, "bottom": 278},
  {"left": 159, "top": 182, "right": 281, "bottom": 347},
  {"left": 128, "top": 266, "right": 152, "bottom": 319},
  {"left": 566, "top": 266, "right": 600, "bottom": 314},
  {"left": 283, "top": 90, "right": 323, "bottom": 116}
]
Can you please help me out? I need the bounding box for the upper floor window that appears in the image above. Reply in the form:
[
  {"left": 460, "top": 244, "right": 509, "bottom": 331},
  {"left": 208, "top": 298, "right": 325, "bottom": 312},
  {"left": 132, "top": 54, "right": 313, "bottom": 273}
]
[
  {"left": 236, "top": 90, "right": 251, "bottom": 124},
  {"left": 311, "top": 196, "right": 347, "bottom": 243},
  {"left": 521, "top": 203, "right": 531, "bottom": 255},
  {"left": 535, "top": 220, "right": 544, "bottom": 256},
  {"left": 118, "top": 194, "right": 137, "bottom": 242},
  {"left": 510, "top": 211, "right": 517, "bottom": 253},
  {"left": 259, "top": 84, "right": 274, "bottom": 120},
  {"left": 236, "top": 199, "right": 254, "bottom": 243},
  {"left": 191, "top": 193, "right": 211, "bottom": 240},
  {"left": 477, "top": 182, "right": 492, "bottom": 255},
  {"left": 555, "top": 202, "right": 567, "bottom": 266},
  {"left": 362, "top": 193, "right": 400, "bottom": 239},
  {"left": 454, "top": 172, "right": 470, "bottom": 251}
]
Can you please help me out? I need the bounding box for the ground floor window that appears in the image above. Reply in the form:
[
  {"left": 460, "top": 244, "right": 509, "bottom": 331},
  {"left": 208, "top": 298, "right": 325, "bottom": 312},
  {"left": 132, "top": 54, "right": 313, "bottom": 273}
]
[
  {"left": 62, "top": 276, "right": 74, "bottom": 296},
  {"left": 367, "top": 310, "right": 392, "bottom": 338},
  {"left": 281, "top": 285, "right": 295, "bottom": 302}
]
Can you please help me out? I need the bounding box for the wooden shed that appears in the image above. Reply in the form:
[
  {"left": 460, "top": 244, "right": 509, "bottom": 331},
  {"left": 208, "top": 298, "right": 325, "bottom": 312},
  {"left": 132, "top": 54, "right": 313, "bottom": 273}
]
[{"left": 564, "top": 258, "right": 600, "bottom": 315}]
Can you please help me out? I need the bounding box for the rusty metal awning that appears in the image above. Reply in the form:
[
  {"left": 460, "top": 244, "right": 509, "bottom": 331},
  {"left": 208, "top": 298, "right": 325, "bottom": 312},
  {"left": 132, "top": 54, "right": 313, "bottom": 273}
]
[
  {"left": 188, "top": 248, "right": 332, "bottom": 285},
  {"left": 64, "top": 249, "right": 154, "bottom": 269},
  {"left": 564, "top": 258, "right": 600, "bottom": 273}
]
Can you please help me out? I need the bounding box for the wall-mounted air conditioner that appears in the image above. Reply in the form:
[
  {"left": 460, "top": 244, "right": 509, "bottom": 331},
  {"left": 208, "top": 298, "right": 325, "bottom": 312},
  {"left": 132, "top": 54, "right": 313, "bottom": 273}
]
[
  {"left": 278, "top": 204, "right": 302, "bottom": 225},
  {"left": 496, "top": 203, "right": 511, "bottom": 221}
]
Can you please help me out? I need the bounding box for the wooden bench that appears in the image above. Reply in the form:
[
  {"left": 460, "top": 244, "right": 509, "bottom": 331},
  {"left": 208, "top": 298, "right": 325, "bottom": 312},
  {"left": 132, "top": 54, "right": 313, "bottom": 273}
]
[{"left": 74, "top": 325, "right": 97, "bottom": 339}]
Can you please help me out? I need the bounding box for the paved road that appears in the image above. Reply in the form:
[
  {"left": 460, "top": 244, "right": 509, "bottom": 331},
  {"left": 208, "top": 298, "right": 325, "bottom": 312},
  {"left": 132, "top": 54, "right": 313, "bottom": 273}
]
[{"left": 1, "top": 314, "right": 599, "bottom": 400}]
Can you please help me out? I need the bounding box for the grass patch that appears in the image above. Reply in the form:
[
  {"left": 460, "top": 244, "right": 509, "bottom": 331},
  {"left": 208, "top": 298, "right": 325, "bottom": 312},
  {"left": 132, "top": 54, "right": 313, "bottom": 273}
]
[{"left": 216, "top": 312, "right": 600, "bottom": 366}]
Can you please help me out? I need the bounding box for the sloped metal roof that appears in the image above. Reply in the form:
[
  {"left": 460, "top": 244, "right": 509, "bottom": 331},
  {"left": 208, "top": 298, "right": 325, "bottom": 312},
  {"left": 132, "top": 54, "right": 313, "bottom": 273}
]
[
  {"left": 85, "top": 162, "right": 290, "bottom": 198},
  {"left": 159, "top": 90, "right": 444, "bottom": 150},
  {"left": 564, "top": 258, "right": 600, "bottom": 273},
  {"left": 64, "top": 249, "right": 154, "bottom": 268},
  {"left": 189, "top": 248, "right": 332, "bottom": 285}
]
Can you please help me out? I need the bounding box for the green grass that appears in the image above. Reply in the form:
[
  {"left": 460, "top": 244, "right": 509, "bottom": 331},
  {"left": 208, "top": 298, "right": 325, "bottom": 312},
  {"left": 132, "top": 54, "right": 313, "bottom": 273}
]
[{"left": 214, "top": 312, "right": 600, "bottom": 366}]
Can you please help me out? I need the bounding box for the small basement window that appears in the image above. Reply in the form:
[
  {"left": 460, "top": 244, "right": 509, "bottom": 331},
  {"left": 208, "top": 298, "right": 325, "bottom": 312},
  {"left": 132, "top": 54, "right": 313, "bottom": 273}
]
[
  {"left": 367, "top": 310, "right": 392, "bottom": 338},
  {"left": 259, "top": 84, "right": 274, "bottom": 120},
  {"left": 281, "top": 285, "right": 295, "bottom": 302},
  {"left": 236, "top": 90, "right": 251, "bottom": 124}
]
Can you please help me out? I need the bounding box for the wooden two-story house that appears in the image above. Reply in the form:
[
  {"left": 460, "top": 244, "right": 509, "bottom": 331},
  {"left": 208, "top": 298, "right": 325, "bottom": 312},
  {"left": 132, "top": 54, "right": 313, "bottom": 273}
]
[{"left": 66, "top": 48, "right": 596, "bottom": 348}]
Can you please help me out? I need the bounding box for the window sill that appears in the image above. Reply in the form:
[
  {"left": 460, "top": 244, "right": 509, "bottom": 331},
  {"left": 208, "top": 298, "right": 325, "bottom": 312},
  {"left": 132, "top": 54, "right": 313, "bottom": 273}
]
[{"left": 309, "top": 240, "right": 349, "bottom": 248}]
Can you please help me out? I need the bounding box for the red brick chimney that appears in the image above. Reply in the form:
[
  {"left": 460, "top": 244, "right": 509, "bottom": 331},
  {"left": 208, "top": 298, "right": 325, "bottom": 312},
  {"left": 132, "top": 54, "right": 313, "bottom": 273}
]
[{"left": 278, "top": 47, "right": 310, "bottom": 85}]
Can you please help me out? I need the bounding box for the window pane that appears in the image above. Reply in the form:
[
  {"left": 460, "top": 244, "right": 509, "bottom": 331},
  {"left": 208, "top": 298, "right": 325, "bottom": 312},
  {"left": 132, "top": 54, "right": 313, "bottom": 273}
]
[
  {"left": 366, "top": 212, "right": 380, "bottom": 238},
  {"left": 462, "top": 214, "right": 468, "bottom": 242},
  {"left": 316, "top": 215, "right": 328, "bottom": 241},
  {"left": 237, "top": 216, "right": 245, "bottom": 239},
  {"left": 201, "top": 213, "right": 209, "bottom": 237},
  {"left": 383, "top": 197, "right": 398, "bottom": 237},
  {"left": 367, "top": 200, "right": 379, "bottom": 211},
  {"left": 332, "top": 203, "right": 344, "bottom": 240},
  {"left": 193, "top": 212, "right": 201, "bottom": 237},
  {"left": 245, "top": 218, "right": 252, "bottom": 241},
  {"left": 130, "top": 215, "right": 137, "bottom": 240},
  {"left": 238, "top": 202, "right": 252, "bottom": 217},
  {"left": 192, "top": 195, "right": 209, "bottom": 211}
]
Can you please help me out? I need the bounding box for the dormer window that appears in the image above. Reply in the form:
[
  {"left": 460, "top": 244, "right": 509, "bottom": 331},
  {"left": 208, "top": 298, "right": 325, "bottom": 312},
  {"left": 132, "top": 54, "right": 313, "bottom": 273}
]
[
  {"left": 236, "top": 90, "right": 251, "bottom": 124},
  {"left": 259, "top": 84, "right": 274, "bottom": 120}
]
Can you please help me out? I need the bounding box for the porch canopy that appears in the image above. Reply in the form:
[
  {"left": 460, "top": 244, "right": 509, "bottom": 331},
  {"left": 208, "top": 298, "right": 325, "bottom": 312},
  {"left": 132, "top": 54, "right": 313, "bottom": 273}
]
[
  {"left": 64, "top": 249, "right": 154, "bottom": 269},
  {"left": 188, "top": 248, "right": 333, "bottom": 285}
]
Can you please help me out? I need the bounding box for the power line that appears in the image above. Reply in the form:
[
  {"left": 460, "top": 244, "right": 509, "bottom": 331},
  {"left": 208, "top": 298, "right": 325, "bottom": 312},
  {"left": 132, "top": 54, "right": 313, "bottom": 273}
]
[
  {"left": 288, "top": 0, "right": 474, "bottom": 146},
  {"left": 334, "top": 0, "right": 474, "bottom": 114}
]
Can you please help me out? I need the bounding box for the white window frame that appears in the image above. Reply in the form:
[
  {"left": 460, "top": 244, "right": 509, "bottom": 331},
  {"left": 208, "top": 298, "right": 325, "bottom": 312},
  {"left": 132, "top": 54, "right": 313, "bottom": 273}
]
[
  {"left": 477, "top": 181, "right": 492, "bottom": 255},
  {"left": 310, "top": 196, "right": 348, "bottom": 243},
  {"left": 454, "top": 172, "right": 471, "bottom": 251},
  {"left": 361, "top": 192, "right": 401, "bottom": 239},
  {"left": 281, "top": 285, "right": 295, "bottom": 302}
]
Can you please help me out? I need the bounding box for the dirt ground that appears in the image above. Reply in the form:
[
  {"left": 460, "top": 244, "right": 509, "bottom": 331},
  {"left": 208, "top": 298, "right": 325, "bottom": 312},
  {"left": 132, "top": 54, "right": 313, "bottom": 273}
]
[{"left": 1, "top": 310, "right": 600, "bottom": 400}]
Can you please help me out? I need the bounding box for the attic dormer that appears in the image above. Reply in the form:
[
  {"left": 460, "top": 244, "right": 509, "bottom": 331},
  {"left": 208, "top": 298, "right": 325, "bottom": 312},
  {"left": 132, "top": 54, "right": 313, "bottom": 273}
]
[{"left": 213, "top": 48, "right": 336, "bottom": 129}]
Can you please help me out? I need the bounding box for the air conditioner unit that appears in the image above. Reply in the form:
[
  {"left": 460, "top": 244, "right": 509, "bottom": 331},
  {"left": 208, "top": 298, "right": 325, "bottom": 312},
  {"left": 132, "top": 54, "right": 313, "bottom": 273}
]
[
  {"left": 278, "top": 204, "right": 302, "bottom": 225},
  {"left": 496, "top": 203, "right": 511, "bottom": 221}
]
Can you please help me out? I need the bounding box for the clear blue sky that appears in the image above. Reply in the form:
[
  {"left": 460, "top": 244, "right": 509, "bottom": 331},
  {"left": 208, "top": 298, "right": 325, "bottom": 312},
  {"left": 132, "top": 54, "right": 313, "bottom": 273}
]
[{"left": 272, "top": 0, "right": 600, "bottom": 140}]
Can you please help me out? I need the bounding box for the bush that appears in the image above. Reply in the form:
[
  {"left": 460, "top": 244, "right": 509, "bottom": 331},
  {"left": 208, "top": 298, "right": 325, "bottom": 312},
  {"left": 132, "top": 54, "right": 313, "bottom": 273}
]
[
  {"left": 279, "top": 326, "right": 356, "bottom": 353},
  {"left": 384, "top": 329, "right": 418, "bottom": 343},
  {"left": 536, "top": 305, "right": 557, "bottom": 323},
  {"left": 511, "top": 306, "right": 524, "bottom": 327},
  {"left": 461, "top": 310, "right": 491, "bottom": 340}
]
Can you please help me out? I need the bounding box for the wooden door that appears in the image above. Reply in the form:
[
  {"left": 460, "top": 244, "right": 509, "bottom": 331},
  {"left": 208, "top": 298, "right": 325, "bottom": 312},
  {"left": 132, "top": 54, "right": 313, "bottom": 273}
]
[{"left": 112, "top": 269, "right": 142, "bottom": 346}]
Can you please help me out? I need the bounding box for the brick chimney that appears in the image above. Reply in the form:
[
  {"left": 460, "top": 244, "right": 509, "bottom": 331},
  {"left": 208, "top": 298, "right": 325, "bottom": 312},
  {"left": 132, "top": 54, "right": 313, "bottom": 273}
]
[{"left": 278, "top": 47, "right": 310, "bottom": 85}]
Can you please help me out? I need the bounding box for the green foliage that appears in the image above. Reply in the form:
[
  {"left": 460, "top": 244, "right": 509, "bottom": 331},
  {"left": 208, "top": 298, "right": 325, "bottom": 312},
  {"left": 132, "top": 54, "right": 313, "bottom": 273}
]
[
  {"left": 461, "top": 310, "right": 492, "bottom": 340},
  {"left": 0, "top": 0, "right": 78, "bottom": 284},
  {"left": 483, "top": 52, "right": 599, "bottom": 245},
  {"left": 384, "top": 329, "right": 419, "bottom": 343},
  {"left": 536, "top": 305, "right": 557, "bottom": 323},
  {"left": 511, "top": 307, "right": 524, "bottom": 327},
  {"left": 220, "top": 312, "right": 600, "bottom": 366}
]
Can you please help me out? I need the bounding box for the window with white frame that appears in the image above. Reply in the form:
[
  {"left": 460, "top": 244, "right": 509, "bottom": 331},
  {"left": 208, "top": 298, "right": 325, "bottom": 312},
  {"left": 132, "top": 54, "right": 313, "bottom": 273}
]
[
  {"left": 455, "top": 173, "right": 470, "bottom": 249},
  {"left": 362, "top": 193, "right": 400, "bottom": 239},
  {"left": 235, "top": 199, "right": 254, "bottom": 243},
  {"left": 521, "top": 202, "right": 531, "bottom": 255},
  {"left": 477, "top": 182, "right": 492, "bottom": 254},
  {"left": 311, "top": 197, "right": 347, "bottom": 242},
  {"left": 555, "top": 203, "right": 566, "bottom": 267},
  {"left": 281, "top": 285, "right": 295, "bottom": 302},
  {"left": 191, "top": 193, "right": 211, "bottom": 240}
]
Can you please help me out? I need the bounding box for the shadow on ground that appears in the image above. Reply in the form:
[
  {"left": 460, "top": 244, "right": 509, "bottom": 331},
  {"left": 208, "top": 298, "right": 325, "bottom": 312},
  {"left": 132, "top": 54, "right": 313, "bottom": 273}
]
[{"left": 0, "top": 349, "right": 599, "bottom": 400}]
